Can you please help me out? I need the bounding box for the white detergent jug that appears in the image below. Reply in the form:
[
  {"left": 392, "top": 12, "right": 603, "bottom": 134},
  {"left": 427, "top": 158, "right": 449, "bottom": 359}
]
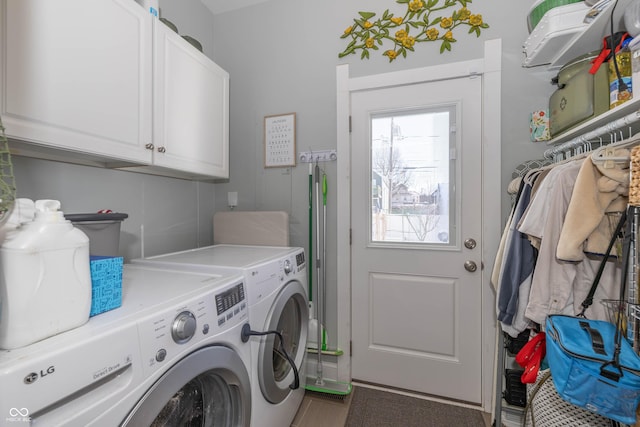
[{"left": 0, "top": 200, "right": 92, "bottom": 349}]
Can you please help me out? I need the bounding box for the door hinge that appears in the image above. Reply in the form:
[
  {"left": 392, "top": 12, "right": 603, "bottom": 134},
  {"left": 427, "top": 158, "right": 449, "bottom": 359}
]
[
  {"left": 349, "top": 228, "right": 352, "bottom": 245},
  {"left": 349, "top": 116, "right": 352, "bottom": 133},
  {"left": 350, "top": 340, "right": 352, "bottom": 356}
]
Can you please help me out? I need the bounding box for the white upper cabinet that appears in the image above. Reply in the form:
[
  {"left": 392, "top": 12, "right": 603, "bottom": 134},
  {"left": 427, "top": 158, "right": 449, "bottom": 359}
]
[
  {"left": 1, "top": 0, "right": 153, "bottom": 163},
  {"left": 0, "top": 0, "right": 229, "bottom": 180},
  {"left": 153, "top": 21, "right": 229, "bottom": 179}
]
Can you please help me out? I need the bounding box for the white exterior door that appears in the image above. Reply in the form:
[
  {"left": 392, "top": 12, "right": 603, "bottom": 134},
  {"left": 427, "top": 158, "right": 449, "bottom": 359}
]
[{"left": 350, "top": 74, "right": 483, "bottom": 403}]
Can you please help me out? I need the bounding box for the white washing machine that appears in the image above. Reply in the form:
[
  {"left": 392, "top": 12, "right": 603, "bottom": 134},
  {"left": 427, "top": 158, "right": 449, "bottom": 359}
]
[
  {"left": 133, "top": 244, "right": 309, "bottom": 427},
  {"left": 0, "top": 264, "right": 253, "bottom": 426}
]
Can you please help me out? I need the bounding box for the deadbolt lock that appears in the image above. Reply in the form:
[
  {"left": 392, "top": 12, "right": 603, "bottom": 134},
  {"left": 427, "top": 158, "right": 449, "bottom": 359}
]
[{"left": 464, "top": 238, "right": 477, "bottom": 250}]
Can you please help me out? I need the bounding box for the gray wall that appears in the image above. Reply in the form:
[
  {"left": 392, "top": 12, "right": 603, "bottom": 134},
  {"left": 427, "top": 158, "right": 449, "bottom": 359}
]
[
  {"left": 209, "top": 0, "right": 555, "bottom": 348},
  {"left": 11, "top": 157, "right": 215, "bottom": 260},
  {"left": 12, "top": 0, "right": 559, "bottom": 349}
]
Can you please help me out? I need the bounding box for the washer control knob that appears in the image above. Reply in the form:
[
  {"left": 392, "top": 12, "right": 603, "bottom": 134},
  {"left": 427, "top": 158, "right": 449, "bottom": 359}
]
[
  {"left": 283, "top": 259, "right": 293, "bottom": 275},
  {"left": 156, "top": 348, "right": 167, "bottom": 362},
  {"left": 172, "top": 311, "right": 197, "bottom": 344}
]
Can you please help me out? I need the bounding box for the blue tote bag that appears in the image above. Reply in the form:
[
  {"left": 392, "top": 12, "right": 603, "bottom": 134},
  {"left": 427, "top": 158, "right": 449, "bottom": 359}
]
[{"left": 546, "top": 206, "right": 640, "bottom": 425}]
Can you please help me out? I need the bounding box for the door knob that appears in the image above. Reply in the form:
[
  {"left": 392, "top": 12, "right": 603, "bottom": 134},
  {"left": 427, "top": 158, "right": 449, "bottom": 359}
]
[
  {"left": 157, "top": 146, "right": 166, "bottom": 153},
  {"left": 464, "top": 260, "right": 477, "bottom": 272},
  {"left": 464, "top": 238, "right": 477, "bottom": 250},
  {"left": 145, "top": 143, "right": 154, "bottom": 150}
]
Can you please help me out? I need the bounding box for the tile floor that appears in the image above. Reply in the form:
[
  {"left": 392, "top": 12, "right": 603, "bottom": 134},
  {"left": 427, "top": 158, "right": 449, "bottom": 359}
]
[
  {"left": 291, "top": 389, "right": 492, "bottom": 427},
  {"left": 291, "top": 391, "right": 352, "bottom": 427}
]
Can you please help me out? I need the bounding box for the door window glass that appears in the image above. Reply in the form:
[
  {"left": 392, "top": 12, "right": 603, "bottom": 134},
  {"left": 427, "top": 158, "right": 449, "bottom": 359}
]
[{"left": 370, "top": 107, "right": 456, "bottom": 245}]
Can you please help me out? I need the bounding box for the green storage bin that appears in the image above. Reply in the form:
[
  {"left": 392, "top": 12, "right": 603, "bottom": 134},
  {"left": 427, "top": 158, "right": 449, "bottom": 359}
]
[{"left": 528, "top": 0, "right": 584, "bottom": 32}]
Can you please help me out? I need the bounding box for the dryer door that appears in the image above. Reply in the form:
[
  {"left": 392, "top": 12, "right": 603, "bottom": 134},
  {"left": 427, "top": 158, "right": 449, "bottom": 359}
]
[
  {"left": 122, "top": 346, "right": 251, "bottom": 426},
  {"left": 258, "top": 279, "right": 309, "bottom": 404}
]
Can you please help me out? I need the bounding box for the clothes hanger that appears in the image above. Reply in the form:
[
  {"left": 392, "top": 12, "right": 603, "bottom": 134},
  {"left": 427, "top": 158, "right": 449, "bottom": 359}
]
[
  {"left": 591, "top": 129, "right": 640, "bottom": 167},
  {"left": 537, "top": 146, "right": 589, "bottom": 172}
]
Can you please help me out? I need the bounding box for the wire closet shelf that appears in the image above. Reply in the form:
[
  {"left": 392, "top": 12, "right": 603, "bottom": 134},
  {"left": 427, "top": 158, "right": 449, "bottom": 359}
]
[{"left": 543, "top": 109, "right": 640, "bottom": 161}]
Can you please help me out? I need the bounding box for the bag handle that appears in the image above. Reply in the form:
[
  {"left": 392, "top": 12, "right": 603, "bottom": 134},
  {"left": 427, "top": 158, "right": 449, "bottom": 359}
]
[
  {"left": 608, "top": 205, "right": 635, "bottom": 378},
  {"left": 578, "top": 209, "right": 627, "bottom": 316},
  {"left": 600, "top": 358, "right": 624, "bottom": 382},
  {"left": 579, "top": 320, "right": 606, "bottom": 355}
]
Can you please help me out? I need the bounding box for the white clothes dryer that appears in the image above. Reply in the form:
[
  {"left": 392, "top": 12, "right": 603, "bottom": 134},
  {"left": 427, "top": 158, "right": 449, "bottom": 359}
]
[
  {"left": 133, "top": 244, "right": 309, "bottom": 427},
  {"left": 0, "top": 264, "right": 252, "bottom": 426}
]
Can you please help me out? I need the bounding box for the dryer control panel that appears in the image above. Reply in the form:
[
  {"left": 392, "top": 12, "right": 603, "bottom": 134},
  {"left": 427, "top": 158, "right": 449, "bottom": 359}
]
[{"left": 281, "top": 249, "right": 306, "bottom": 277}]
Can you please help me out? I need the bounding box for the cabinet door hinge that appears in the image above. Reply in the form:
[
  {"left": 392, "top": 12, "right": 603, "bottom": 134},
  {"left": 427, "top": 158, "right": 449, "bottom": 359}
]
[
  {"left": 350, "top": 340, "right": 352, "bottom": 356},
  {"left": 349, "top": 116, "right": 352, "bottom": 133},
  {"left": 349, "top": 228, "right": 352, "bottom": 245}
]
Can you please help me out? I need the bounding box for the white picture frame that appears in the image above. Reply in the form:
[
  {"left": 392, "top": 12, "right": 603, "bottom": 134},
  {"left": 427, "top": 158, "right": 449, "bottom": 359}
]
[{"left": 264, "top": 113, "right": 296, "bottom": 168}]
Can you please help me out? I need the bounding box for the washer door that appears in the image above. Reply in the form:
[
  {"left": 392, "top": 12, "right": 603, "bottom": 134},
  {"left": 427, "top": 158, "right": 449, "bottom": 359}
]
[
  {"left": 258, "top": 279, "right": 309, "bottom": 404},
  {"left": 122, "top": 346, "right": 251, "bottom": 427}
]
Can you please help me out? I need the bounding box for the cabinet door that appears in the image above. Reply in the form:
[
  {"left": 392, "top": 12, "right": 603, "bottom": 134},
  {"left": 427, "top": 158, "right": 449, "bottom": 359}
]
[
  {"left": 153, "top": 21, "right": 229, "bottom": 179},
  {"left": 0, "top": 0, "right": 152, "bottom": 162}
]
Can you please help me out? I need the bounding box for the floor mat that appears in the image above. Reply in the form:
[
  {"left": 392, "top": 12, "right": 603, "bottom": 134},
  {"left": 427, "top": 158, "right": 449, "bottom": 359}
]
[{"left": 344, "top": 386, "right": 485, "bottom": 427}]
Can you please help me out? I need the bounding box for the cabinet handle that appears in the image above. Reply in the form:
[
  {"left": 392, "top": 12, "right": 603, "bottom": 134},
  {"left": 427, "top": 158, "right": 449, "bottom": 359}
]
[
  {"left": 157, "top": 146, "right": 166, "bottom": 153},
  {"left": 145, "top": 143, "right": 154, "bottom": 150}
]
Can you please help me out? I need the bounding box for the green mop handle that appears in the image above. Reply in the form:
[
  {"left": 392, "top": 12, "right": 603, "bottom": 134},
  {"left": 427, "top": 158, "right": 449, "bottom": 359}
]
[
  {"left": 308, "top": 163, "right": 313, "bottom": 300},
  {"left": 322, "top": 173, "right": 327, "bottom": 205}
]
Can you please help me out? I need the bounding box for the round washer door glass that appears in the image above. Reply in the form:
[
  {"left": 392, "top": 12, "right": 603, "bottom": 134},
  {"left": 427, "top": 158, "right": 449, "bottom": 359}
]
[
  {"left": 151, "top": 372, "right": 233, "bottom": 426},
  {"left": 259, "top": 280, "right": 308, "bottom": 404},
  {"left": 123, "top": 346, "right": 251, "bottom": 426}
]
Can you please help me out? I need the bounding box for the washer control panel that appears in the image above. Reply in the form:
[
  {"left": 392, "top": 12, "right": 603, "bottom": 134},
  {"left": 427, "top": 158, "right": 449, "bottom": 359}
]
[
  {"left": 215, "top": 282, "right": 245, "bottom": 315},
  {"left": 137, "top": 278, "right": 247, "bottom": 377},
  {"left": 215, "top": 282, "right": 247, "bottom": 327}
]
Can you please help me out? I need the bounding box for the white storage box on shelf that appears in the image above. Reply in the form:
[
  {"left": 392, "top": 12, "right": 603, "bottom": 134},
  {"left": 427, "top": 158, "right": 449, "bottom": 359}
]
[
  {"left": 527, "top": 0, "right": 584, "bottom": 32},
  {"left": 523, "top": 1, "right": 590, "bottom": 67}
]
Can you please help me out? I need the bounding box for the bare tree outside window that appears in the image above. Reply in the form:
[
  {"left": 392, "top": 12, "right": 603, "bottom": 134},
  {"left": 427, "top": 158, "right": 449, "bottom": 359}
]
[{"left": 370, "top": 110, "right": 453, "bottom": 244}]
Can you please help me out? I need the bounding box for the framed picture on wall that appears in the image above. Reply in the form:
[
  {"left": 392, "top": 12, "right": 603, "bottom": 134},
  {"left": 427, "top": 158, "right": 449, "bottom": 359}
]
[{"left": 264, "top": 113, "right": 296, "bottom": 168}]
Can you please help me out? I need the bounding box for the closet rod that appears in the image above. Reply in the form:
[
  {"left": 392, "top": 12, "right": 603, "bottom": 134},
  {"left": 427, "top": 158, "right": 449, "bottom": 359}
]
[{"left": 543, "top": 109, "right": 640, "bottom": 159}]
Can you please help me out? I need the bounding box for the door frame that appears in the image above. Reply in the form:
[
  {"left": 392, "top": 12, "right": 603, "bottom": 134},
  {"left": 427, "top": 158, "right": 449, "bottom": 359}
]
[{"left": 335, "top": 39, "right": 502, "bottom": 412}]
